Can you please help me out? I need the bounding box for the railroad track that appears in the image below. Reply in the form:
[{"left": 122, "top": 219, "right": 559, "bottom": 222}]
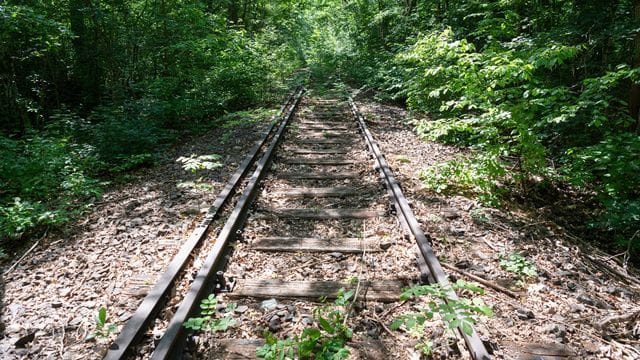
[{"left": 105, "top": 88, "right": 491, "bottom": 359}]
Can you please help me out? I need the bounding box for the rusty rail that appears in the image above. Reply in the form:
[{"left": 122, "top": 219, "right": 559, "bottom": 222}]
[
  {"left": 349, "top": 98, "right": 491, "bottom": 360},
  {"left": 104, "top": 87, "right": 304, "bottom": 359}
]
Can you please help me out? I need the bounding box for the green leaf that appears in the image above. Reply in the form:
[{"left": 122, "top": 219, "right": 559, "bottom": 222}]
[
  {"left": 97, "top": 307, "right": 107, "bottom": 326},
  {"left": 461, "top": 321, "right": 474, "bottom": 336},
  {"left": 318, "top": 317, "right": 335, "bottom": 334}
]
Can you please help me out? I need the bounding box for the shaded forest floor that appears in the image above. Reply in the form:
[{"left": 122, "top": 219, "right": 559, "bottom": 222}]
[{"left": 1, "top": 93, "right": 639, "bottom": 359}]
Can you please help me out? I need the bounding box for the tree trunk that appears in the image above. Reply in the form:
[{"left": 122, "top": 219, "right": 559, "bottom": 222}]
[
  {"left": 228, "top": 0, "right": 239, "bottom": 24},
  {"left": 630, "top": 0, "right": 640, "bottom": 131},
  {"left": 69, "top": 0, "right": 102, "bottom": 108}
]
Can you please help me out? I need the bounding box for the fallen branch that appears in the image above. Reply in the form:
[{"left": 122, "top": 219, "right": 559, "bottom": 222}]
[
  {"left": 441, "top": 263, "right": 520, "bottom": 299},
  {"left": 585, "top": 255, "right": 640, "bottom": 288},
  {"left": 597, "top": 310, "right": 640, "bottom": 331},
  {"left": 4, "top": 228, "right": 48, "bottom": 275},
  {"left": 365, "top": 315, "right": 399, "bottom": 339}
]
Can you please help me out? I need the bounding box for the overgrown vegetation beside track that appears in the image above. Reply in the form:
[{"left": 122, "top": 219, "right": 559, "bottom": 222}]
[
  {"left": 0, "top": 1, "right": 306, "bottom": 253},
  {"left": 300, "top": 0, "right": 640, "bottom": 258},
  {"left": 3, "top": 0, "right": 639, "bottom": 261}
]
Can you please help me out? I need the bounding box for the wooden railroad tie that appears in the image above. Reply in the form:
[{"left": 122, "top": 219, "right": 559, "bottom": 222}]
[
  {"left": 281, "top": 158, "right": 359, "bottom": 165},
  {"left": 214, "top": 339, "right": 390, "bottom": 359},
  {"left": 251, "top": 237, "right": 380, "bottom": 253},
  {"left": 258, "top": 208, "right": 386, "bottom": 219},
  {"left": 230, "top": 279, "right": 404, "bottom": 302},
  {"left": 272, "top": 186, "right": 363, "bottom": 198},
  {"left": 285, "top": 147, "right": 351, "bottom": 155},
  {"left": 275, "top": 171, "right": 360, "bottom": 180},
  {"left": 298, "top": 120, "right": 350, "bottom": 126},
  {"left": 297, "top": 138, "right": 352, "bottom": 145},
  {"left": 296, "top": 125, "right": 351, "bottom": 130}
]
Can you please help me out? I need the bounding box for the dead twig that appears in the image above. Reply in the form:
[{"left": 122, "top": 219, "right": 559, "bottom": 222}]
[
  {"left": 365, "top": 315, "right": 399, "bottom": 339},
  {"left": 59, "top": 322, "right": 67, "bottom": 357},
  {"left": 441, "top": 262, "right": 520, "bottom": 299},
  {"left": 597, "top": 310, "right": 640, "bottom": 331},
  {"left": 584, "top": 254, "right": 640, "bottom": 288},
  {"left": 4, "top": 227, "right": 48, "bottom": 275}
]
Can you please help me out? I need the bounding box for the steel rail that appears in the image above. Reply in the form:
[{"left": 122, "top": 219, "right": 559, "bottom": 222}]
[
  {"left": 104, "top": 87, "right": 301, "bottom": 359},
  {"left": 150, "top": 87, "right": 305, "bottom": 359},
  {"left": 348, "top": 99, "right": 491, "bottom": 360}
]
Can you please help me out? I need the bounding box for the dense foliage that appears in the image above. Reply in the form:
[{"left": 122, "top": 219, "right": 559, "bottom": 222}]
[
  {"left": 0, "top": 0, "right": 306, "bottom": 248},
  {"left": 306, "top": 0, "right": 640, "bottom": 254},
  {"left": 2, "top": 0, "right": 639, "bottom": 257}
]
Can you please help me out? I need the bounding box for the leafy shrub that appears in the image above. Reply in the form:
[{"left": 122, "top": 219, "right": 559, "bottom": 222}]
[
  {"left": 393, "top": 25, "right": 639, "bottom": 252},
  {"left": 89, "top": 105, "right": 169, "bottom": 168},
  {"left": 499, "top": 253, "right": 538, "bottom": 279},
  {"left": 0, "top": 198, "right": 65, "bottom": 239},
  {"left": 419, "top": 154, "right": 505, "bottom": 206},
  {"left": 391, "top": 280, "right": 493, "bottom": 355},
  {"left": 0, "top": 133, "right": 100, "bottom": 242}
]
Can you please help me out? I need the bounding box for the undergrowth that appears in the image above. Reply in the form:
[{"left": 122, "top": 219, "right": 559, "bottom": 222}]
[
  {"left": 392, "top": 280, "right": 493, "bottom": 356},
  {"left": 257, "top": 288, "right": 355, "bottom": 360}
]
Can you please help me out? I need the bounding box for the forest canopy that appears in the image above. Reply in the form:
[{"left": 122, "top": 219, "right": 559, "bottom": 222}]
[{"left": 1, "top": 0, "right": 639, "bottom": 258}]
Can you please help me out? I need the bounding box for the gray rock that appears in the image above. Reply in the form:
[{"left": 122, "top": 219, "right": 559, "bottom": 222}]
[
  {"left": 301, "top": 317, "right": 314, "bottom": 326},
  {"left": 577, "top": 294, "right": 595, "bottom": 306},
  {"left": 51, "top": 301, "right": 63, "bottom": 309},
  {"left": 234, "top": 305, "right": 249, "bottom": 314},
  {"left": 6, "top": 324, "right": 22, "bottom": 334},
  {"left": 570, "top": 304, "right": 586, "bottom": 313},
  {"left": 268, "top": 316, "right": 281, "bottom": 332},
  {"left": 14, "top": 348, "right": 29, "bottom": 356},
  {"left": 516, "top": 308, "right": 535, "bottom": 320},
  {"left": 442, "top": 210, "right": 460, "bottom": 220},
  {"left": 261, "top": 299, "right": 278, "bottom": 311},
  {"left": 543, "top": 323, "right": 567, "bottom": 340}
]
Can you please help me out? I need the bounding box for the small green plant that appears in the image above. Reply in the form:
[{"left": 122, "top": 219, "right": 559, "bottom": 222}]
[
  {"left": 499, "top": 252, "right": 538, "bottom": 279},
  {"left": 469, "top": 208, "right": 491, "bottom": 225},
  {"left": 256, "top": 331, "right": 296, "bottom": 359},
  {"left": 391, "top": 279, "right": 492, "bottom": 354},
  {"left": 257, "top": 288, "right": 355, "bottom": 360},
  {"left": 0, "top": 197, "right": 65, "bottom": 239},
  {"left": 176, "top": 154, "right": 222, "bottom": 173},
  {"left": 183, "top": 294, "right": 236, "bottom": 332},
  {"left": 87, "top": 307, "right": 117, "bottom": 340},
  {"left": 110, "top": 153, "right": 154, "bottom": 173},
  {"left": 176, "top": 154, "right": 222, "bottom": 191}
]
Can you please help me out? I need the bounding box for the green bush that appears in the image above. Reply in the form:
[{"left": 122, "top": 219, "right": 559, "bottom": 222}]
[
  {"left": 89, "top": 105, "right": 169, "bottom": 168},
  {"left": 0, "top": 133, "right": 101, "bottom": 242}
]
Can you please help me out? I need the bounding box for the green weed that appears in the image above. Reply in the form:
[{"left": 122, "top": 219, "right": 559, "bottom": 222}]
[
  {"left": 183, "top": 294, "right": 236, "bottom": 333},
  {"left": 87, "top": 307, "right": 117, "bottom": 340},
  {"left": 499, "top": 253, "right": 538, "bottom": 280},
  {"left": 391, "top": 280, "right": 492, "bottom": 352},
  {"left": 256, "top": 288, "right": 355, "bottom": 360}
]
